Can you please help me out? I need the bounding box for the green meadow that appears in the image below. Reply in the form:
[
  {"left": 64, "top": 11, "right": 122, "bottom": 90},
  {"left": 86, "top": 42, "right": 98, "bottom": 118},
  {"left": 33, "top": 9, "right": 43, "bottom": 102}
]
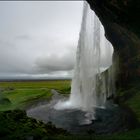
[
  {"left": 0, "top": 80, "right": 71, "bottom": 111},
  {"left": 0, "top": 80, "right": 71, "bottom": 90}
]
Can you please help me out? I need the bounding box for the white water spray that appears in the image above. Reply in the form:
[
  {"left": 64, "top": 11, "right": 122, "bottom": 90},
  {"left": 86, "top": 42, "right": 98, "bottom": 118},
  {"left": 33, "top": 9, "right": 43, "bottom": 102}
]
[{"left": 55, "top": 2, "right": 114, "bottom": 114}]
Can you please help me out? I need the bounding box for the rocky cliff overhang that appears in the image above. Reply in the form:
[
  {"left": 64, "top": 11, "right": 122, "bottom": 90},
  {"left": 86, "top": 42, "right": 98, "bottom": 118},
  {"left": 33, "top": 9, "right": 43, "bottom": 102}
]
[{"left": 86, "top": 0, "right": 140, "bottom": 87}]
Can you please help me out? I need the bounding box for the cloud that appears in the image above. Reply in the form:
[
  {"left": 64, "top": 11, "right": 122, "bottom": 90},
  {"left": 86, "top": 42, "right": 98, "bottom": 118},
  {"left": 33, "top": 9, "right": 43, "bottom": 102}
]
[
  {"left": 0, "top": 1, "right": 83, "bottom": 79},
  {"left": 35, "top": 49, "right": 75, "bottom": 74},
  {"left": 15, "top": 35, "right": 31, "bottom": 40}
]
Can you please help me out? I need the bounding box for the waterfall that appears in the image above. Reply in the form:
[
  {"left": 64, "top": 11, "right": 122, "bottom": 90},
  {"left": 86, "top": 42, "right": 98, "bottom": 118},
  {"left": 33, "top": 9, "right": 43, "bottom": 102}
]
[{"left": 54, "top": 2, "right": 114, "bottom": 114}]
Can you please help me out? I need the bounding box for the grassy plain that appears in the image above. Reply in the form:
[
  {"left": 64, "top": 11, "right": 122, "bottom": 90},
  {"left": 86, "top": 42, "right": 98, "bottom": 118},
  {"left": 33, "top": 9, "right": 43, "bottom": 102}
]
[
  {"left": 0, "top": 80, "right": 71, "bottom": 111},
  {"left": 0, "top": 80, "right": 71, "bottom": 90}
]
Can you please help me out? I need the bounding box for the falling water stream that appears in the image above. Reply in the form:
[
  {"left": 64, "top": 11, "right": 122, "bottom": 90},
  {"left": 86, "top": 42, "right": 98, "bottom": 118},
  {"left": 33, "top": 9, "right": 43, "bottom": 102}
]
[{"left": 54, "top": 1, "right": 114, "bottom": 120}]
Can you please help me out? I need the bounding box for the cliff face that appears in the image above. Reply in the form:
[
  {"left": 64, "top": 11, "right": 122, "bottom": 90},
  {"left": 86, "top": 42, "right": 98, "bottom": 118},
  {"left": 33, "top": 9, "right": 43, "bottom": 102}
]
[{"left": 86, "top": 0, "right": 140, "bottom": 87}]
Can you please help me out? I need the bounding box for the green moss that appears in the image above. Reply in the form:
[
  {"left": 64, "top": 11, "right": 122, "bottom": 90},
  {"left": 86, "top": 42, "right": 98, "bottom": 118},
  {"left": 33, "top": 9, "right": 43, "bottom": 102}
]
[
  {"left": 116, "top": 83, "right": 140, "bottom": 121},
  {"left": 126, "top": 91, "right": 140, "bottom": 121},
  {"left": 0, "top": 110, "right": 68, "bottom": 140}
]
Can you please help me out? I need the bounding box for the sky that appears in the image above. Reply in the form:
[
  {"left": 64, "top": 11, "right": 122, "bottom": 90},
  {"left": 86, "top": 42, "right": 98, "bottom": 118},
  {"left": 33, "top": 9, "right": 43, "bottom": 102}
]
[{"left": 0, "top": 1, "right": 83, "bottom": 79}]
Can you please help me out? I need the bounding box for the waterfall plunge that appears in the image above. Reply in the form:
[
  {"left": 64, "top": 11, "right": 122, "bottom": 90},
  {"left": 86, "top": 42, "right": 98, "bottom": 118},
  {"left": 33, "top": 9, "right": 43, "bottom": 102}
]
[{"left": 54, "top": 2, "right": 114, "bottom": 115}]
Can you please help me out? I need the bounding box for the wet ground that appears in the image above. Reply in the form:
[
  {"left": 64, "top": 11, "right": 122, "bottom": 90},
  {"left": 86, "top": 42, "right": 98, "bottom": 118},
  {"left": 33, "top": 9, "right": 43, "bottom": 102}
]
[{"left": 27, "top": 90, "right": 134, "bottom": 134}]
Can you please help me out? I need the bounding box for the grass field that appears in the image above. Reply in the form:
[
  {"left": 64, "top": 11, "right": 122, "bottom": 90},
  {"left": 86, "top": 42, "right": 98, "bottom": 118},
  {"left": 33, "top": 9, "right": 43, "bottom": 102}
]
[
  {"left": 0, "top": 80, "right": 71, "bottom": 90},
  {"left": 0, "top": 80, "right": 71, "bottom": 111}
]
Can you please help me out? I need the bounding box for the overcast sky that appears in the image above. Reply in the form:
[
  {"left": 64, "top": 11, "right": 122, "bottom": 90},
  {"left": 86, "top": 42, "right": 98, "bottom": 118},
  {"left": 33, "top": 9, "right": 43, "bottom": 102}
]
[{"left": 0, "top": 1, "right": 83, "bottom": 79}]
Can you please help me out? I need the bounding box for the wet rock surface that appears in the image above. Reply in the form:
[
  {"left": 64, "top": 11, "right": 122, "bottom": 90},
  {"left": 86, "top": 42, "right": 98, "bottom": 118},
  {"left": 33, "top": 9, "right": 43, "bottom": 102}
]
[{"left": 86, "top": 0, "right": 140, "bottom": 88}]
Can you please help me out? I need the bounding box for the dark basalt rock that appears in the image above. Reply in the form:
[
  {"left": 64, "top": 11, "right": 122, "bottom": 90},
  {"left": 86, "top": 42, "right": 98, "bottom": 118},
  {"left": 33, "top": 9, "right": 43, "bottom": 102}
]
[{"left": 86, "top": 0, "right": 140, "bottom": 88}]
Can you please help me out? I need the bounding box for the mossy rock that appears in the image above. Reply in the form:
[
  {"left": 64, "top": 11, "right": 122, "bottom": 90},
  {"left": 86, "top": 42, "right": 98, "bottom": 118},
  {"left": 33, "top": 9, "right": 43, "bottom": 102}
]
[{"left": 0, "top": 110, "right": 68, "bottom": 140}]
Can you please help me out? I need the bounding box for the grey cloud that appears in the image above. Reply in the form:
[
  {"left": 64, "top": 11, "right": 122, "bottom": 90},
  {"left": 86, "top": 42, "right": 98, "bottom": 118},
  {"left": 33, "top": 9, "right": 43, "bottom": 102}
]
[
  {"left": 0, "top": 1, "right": 83, "bottom": 78},
  {"left": 15, "top": 35, "right": 31, "bottom": 40},
  {"left": 35, "top": 50, "right": 75, "bottom": 74},
  {"left": 0, "top": 39, "right": 34, "bottom": 74}
]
